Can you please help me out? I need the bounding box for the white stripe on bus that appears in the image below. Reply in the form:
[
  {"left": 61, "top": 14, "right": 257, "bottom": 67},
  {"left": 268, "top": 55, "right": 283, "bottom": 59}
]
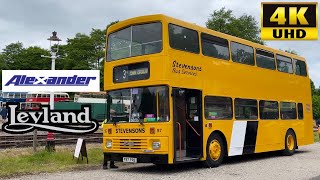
[{"left": 229, "top": 121, "right": 247, "bottom": 156}]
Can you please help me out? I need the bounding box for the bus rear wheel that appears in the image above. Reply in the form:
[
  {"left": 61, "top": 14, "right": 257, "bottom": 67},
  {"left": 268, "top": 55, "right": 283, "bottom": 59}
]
[
  {"left": 204, "top": 134, "right": 225, "bottom": 168},
  {"left": 282, "top": 130, "right": 296, "bottom": 156}
]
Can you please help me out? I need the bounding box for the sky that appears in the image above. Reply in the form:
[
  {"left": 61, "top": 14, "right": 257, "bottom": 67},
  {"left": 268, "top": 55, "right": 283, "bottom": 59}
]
[{"left": 0, "top": 0, "right": 319, "bottom": 87}]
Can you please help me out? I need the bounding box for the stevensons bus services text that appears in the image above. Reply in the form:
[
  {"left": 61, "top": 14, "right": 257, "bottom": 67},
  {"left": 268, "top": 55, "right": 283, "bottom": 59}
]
[{"left": 172, "top": 60, "right": 202, "bottom": 76}]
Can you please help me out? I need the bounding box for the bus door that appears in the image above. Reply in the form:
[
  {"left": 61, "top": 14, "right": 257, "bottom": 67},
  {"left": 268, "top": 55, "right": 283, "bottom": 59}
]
[{"left": 173, "top": 88, "right": 202, "bottom": 162}]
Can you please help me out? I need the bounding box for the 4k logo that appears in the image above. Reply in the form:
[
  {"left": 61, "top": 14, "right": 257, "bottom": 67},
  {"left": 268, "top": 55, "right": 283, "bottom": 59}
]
[{"left": 261, "top": 2, "right": 318, "bottom": 40}]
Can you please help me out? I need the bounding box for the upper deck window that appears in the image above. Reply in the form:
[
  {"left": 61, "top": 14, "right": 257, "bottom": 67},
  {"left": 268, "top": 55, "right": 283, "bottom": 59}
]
[
  {"left": 169, "top": 24, "right": 199, "bottom": 53},
  {"left": 201, "top": 33, "right": 229, "bottom": 60},
  {"left": 107, "top": 22, "right": 162, "bottom": 61},
  {"left": 276, "top": 55, "right": 293, "bottom": 74},
  {"left": 293, "top": 59, "right": 307, "bottom": 76},
  {"left": 256, "top": 49, "right": 276, "bottom": 70},
  {"left": 231, "top": 42, "right": 254, "bottom": 65}
]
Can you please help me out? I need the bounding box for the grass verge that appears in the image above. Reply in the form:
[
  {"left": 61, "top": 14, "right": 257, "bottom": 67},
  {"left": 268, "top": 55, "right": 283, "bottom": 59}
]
[{"left": 0, "top": 144, "right": 103, "bottom": 178}]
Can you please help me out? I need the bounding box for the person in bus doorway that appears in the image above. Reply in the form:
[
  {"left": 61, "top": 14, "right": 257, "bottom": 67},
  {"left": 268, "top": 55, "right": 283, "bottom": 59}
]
[{"left": 0, "top": 104, "right": 8, "bottom": 123}]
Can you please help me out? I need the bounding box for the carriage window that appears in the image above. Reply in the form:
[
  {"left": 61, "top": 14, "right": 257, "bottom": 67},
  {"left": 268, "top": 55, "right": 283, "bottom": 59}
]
[
  {"left": 256, "top": 49, "right": 276, "bottom": 70},
  {"left": 169, "top": 24, "right": 199, "bottom": 53},
  {"left": 294, "top": 59, "right": 307, "bottom": 76},
  {"left": 280, "top": 102, "right": 297, "bottom": 119},
  {"left": 277, "top": 55, "right": 293, "bottom": 74},
  {"left": 259, "top": 100, "right": 279, "bottom": 119},
  {"left": 205, "top": 96, "right": 232, "bottom": 120},
  {"left": 201, "top": 33, "right": 229, "bottom": 60},
  {"left": 231, "top": 42, "right": 254, "bottom": 65},
  {"left": 297, "top": 103, "right": 303, "bottom": 119},
  {"left": 235, "top": 98, "right": 258, "bottom": 120}
]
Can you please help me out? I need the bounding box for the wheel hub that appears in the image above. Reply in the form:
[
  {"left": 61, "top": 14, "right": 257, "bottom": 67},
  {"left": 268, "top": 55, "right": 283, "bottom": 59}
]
[
  {"left": 287, "top": 134, "right": 294, "bottom": 150},
  {"left": 209, "top": 140, "right": 221, "bottom": 161}
]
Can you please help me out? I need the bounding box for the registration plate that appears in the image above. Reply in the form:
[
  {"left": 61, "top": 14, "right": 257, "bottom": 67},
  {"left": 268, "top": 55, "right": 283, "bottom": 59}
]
[{"left": 123, "top": 157, "right": 137, "bottom": 163}]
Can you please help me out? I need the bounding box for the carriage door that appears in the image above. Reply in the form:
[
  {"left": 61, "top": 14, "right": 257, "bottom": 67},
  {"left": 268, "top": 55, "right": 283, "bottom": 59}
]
[{"left": 173, "top": 88, "right": 202, "bottom": 162}]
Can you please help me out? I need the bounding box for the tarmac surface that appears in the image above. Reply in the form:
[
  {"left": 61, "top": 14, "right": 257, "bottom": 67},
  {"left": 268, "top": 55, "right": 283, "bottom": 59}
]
[{"left": 8, "top": 143, "right": 320, "bottom": 180}]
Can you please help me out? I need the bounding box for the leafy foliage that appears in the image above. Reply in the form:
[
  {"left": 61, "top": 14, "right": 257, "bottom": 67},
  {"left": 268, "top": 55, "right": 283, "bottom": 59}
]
[
  {"left": 0, "top": 21, "right": 118, "bottom": 91},
  {"left": 311, "top": 80, "right": 320, "bottom": 120},
  {"left": 206, "top": 7, "right": 264, "bottom": 44},
  {"left": 313, "top": 95, "right": 320, "bottom": 120}
]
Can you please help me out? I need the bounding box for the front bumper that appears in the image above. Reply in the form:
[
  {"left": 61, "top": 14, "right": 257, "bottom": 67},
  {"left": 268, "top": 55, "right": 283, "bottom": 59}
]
[{"left": 104, "top": 153, "right": 168, "bottom": 164}]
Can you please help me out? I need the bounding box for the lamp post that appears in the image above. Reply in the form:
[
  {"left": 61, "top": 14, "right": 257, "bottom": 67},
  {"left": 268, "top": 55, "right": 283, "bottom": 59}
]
[{"left": 42, "top": 31, "right": 61, "bottom": 152}]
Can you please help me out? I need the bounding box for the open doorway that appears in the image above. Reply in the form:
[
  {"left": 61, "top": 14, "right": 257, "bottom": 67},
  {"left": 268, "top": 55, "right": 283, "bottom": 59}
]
[{"left": 173, "top": 88, "right": 202, "bottom": 162}]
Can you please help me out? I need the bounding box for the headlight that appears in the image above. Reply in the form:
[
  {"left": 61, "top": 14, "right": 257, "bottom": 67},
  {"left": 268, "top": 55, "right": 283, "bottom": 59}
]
[
  {"left": 152, "top": 142, "right": 161, "bottom": 150},
  {"left": 106, "top": 140, "right": 112, "bottom": 148}
]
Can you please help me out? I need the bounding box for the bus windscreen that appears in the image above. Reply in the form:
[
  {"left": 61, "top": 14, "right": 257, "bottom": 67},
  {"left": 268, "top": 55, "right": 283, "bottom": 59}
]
[{"left": 107, "top": 22, "right": 162, "bottom": 61}]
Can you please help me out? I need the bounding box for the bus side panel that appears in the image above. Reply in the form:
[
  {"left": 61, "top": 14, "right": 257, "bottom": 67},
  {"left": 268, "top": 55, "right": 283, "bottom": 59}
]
[
  {"left": 202, "top": 119, "right": 234, "bottom": 160},
  {"left": 300, "top": 102, "right": 314, "bottom": 146},
  {"left": 278, "top": 120, "right": 304, "bottom": 149},
  {"left": 255, "top": 120, "right": 282, "bottom": 153}
]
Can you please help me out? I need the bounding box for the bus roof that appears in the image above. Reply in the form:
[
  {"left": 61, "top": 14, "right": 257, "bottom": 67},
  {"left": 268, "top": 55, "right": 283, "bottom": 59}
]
[
  {"left": 107, "top": 14, "right": 306, "bottom": 61},
  {"left": 27, "top": 92, "right": 69, "bottom": 95}
]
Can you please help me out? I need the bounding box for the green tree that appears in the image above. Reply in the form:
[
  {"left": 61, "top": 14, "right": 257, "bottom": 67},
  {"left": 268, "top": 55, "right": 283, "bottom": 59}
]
[
  {"left": 0, "top": 21, "right": 119, "bottom": 90},
  {"left": 63, "top": 33, "right": 97, "bottom": 70},
  {"left": 0, "top": 53, "right": 5, "bottom": 87},
  {"left": 313, "top": 95, "right": 320, "bottom": 120},
  {"left": 311, "top": 80, "right": 316, "bottom": 95},
  {"left": 14, "top": 46, "right": 50, "bottom": 70},
  {"left": 2, "top": 42, "right": 24, "bottom": 69},
  {"left": 1, "top": 43, "right": 50, "bottom": 70},
  {"left": 206, "top": 7, "right": 264, "bottom": 44},
  {"left": 99, "top": 21, "right": 119, "bottom": 90}
]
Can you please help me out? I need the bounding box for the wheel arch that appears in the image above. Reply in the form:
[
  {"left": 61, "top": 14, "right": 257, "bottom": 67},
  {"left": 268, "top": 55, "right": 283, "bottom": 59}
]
[
  {"left": 286, "top": 128, "right": 297, "bottom": 148},
  {"left": 206, "top": 130, "right": 228, "bottom": 156}
]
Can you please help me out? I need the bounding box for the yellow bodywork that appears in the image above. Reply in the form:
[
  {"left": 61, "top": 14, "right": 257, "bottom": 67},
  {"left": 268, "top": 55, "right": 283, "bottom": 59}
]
[{"left": 103, "top": 14, "right": 314, "bottom": 164}]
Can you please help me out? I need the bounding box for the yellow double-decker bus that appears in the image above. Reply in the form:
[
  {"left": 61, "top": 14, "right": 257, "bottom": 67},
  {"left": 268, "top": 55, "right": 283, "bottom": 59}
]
[{"left": 102, "top": 14, "right": 313, "bottom": 167}]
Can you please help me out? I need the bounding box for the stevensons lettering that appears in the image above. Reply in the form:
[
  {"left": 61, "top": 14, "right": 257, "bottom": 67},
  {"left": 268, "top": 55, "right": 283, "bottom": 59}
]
[
  {"left": 1, "top": 103, "right": 99, "bottom": 134},
  {"left": 116, "top": 128, "right": 145, "bottom": 133},
  {"left": 172, "top": 60, "right": 202, "bottom": 76}
]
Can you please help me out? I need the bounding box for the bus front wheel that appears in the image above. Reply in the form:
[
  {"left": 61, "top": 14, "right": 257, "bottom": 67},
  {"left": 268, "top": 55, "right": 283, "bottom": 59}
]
[
  {"left": 282, "top": 130, "right": 296, "bottom": 156},
  {"left": 204, "top": 133, "right": 225, "bottom": 168}
]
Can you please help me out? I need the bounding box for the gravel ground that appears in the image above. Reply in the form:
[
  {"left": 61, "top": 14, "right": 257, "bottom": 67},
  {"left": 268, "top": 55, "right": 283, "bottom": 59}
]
[{"left": 8, "top": 143, "right": 320, "bottom": 180}]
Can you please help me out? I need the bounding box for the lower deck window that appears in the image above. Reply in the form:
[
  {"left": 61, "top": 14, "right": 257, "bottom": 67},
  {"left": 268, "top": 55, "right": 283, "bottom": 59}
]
[
  {"left": 259, "top": 100, "right": 279, "bottom": 120},
  {"left": 204, "top": 96, "right": 232, "bottom": 120},
  {"left": 235, "top": 98, "right": 258, "bottom": 120},
  {"left": 280, "top": 102, "right": 297, "bottom": 119},
  {"left": 297, "top": 103, "right": 303, "bottom": 119}
]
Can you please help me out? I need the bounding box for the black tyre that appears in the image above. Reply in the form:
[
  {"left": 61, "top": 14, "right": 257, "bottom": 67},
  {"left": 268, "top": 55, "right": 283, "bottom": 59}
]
[
  {"left": 204, "top": 133, "right": 225, "bottom": 168},
  {"left": 282, "top": 130, "right": 296, "bottom": 156}
]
